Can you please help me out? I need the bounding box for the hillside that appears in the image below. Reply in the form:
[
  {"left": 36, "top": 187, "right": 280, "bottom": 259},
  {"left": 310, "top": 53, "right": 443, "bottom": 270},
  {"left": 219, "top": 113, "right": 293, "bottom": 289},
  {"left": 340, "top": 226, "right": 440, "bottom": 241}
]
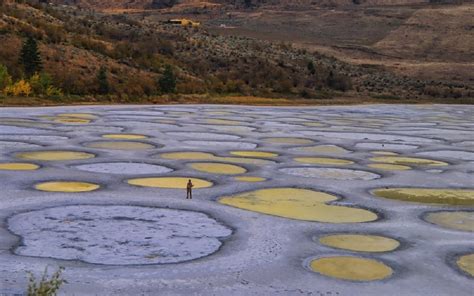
[{"left": 0, "top": 0, "right": 473, "bottom": 104}]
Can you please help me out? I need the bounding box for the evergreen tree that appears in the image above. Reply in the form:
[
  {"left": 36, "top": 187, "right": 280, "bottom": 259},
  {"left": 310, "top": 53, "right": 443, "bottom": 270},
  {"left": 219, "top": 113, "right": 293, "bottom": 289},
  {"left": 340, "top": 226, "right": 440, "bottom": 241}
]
[
  {"left": 0, "top": 64, "right": 12, "bottom": 91},
  {"left": 96, "top": 66, "right": 110, "bottom": 95},
  {"left": 307, "top": 61, "right": 316, "bottom": 75},
  {"left": 159, "top": 65, "right": 176, "bottom": 94},
  {"left": 19, "top": 37, "right": 43, "bottom": 78}
]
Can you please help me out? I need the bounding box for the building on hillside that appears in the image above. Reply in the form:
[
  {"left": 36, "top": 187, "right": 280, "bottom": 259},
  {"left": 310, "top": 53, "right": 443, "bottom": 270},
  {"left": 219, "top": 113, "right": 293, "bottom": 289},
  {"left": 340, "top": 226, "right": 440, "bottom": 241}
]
[{"left": 167, "top": 19, "right": 201, "bottom": 28}]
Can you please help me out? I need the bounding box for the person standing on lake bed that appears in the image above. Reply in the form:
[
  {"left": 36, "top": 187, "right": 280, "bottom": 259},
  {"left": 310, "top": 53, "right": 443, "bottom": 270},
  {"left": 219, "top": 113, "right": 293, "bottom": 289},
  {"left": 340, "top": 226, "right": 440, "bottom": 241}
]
[{"left": 187, "top": 179, "right": 194, "bottom": 199}]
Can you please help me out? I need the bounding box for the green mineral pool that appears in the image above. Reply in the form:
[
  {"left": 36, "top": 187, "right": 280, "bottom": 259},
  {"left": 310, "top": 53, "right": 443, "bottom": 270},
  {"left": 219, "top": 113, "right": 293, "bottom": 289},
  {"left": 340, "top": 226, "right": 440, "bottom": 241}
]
[
  {"left": 370, "top": 156, "right": 448, "bottom": 166},
  {"left": 372, "top": 188, "right": 474, "bottom": 206},
  {"left": 219, "top": 188, "right": 378, "bottom": 223},
  {"left": 424, "top": 211, "right": 474, "bottom": 232}
]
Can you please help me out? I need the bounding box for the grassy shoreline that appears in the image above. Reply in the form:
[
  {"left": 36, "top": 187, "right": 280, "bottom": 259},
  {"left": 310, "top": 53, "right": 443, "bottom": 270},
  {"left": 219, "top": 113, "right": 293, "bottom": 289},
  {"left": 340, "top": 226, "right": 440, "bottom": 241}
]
[{"left": 1, "top": 94, "right": 473, "bottom": 107}]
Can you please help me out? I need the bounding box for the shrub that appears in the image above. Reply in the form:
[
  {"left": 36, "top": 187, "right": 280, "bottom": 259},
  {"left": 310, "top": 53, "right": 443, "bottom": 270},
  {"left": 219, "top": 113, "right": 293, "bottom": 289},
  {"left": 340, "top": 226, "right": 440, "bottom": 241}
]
[
  {"left": 4, "top": 80, "right": 32, "bottom": 96},
  {"left": 27, "top": 267, "right": 66, "bottom": 296},
  {"left": 29, "top": 72, "right": 52, "bottom": 96}
]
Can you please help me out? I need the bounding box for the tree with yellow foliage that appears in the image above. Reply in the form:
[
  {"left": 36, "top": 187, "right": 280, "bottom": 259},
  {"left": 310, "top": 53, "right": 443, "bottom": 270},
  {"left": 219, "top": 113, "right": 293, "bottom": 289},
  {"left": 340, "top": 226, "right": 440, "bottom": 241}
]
[{"left": 4, "top": 80, "right": 32, "bottom": 97}]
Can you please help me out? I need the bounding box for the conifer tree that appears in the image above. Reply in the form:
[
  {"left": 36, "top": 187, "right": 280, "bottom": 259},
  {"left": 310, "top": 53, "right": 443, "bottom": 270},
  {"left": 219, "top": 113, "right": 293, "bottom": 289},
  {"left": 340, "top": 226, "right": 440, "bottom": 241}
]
[
  {"left": 159, "top": 65, "right": 176, "bottom": 94},
  {"left": 19, "top": 37, "right": 43, "bottom": 78},
  {"left": 97, "top": 66, "right": 109, "bottom": 95}
]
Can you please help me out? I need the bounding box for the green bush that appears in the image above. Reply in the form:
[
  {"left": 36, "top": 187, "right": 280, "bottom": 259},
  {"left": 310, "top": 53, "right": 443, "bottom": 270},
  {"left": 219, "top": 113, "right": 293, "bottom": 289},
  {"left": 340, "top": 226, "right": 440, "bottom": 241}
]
[{"left": 27, "top": 266, "right": 66, "bottom": 296}]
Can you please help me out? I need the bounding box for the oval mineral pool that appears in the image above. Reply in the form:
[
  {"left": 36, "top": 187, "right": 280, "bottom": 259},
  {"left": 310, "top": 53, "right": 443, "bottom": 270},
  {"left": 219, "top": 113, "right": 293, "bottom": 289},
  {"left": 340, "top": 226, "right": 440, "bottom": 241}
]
[
  {"left": 57, "top": 113, "right": 97, "bottom": 119},
  {"left": 290, "top": 145, "right": 350, "bottom": 154},
  {"left": 371, "top": 151, "right": 399, "bottom": 156},
  {"left": 161, "top": 152, "right": 215, "bottom": 160},
  {"left": 35, "top": 181, "right": 100, "bottom": 192},
  {"left": 367, "top": 163, "right": 411, "bottom": 171},
  {"left": 372, "top": 188, "right": 474, "bottom": 206},
  {"left": 457, "top": 254, "right": 474, "bottom": 277},
  {"left": 127, "top": 177, "right": 213, "bottom": 189},
  {"left": 73, "top": 162, "right": 173, "bottom": 175},
  {"left": 54, "top": 117, "right": 91, "bottom": 124},
  {"left": 159, "top": 152, "right": 274, "bottom": 165},
  {"left": 205, "top": 119, "right": 243, "bottom": 125},
  {"left": 189, "top": 163, "right": 247, "bottom": 175},
  {"left": 309, "top": 256, "right": 393, "bottom": 281},
  {"left": 263, "top": 137, "right": 314, "bottom": 145},
  {"left": 7, "top": 205, "right": 231, "bottom": 265},
  {"left": 319, "top": 234, "right": 400, "bottom": 252},
  {"left": 102, "top": 134, "right": 148, "bottom": 140},
  {"left": 234, "top": 176, "right": 266, "bottom": 182},
  {"left": 230, "top": 151, "right": 278, "bottom": 158},
  {"left": 0, "top": 163, "right": 39, "bottom": 171},
  {"left": 85, "top": 141, "right": 155, "bottom": 150},
  {"left": 219, "top": 188, "right": 378, "bottom": 223},
  {"left": 370, "top": 156, "right": 448, "bottom": 166},
  {"left": 16, "top": 151, "right": 95, "bottom": 161},
  {"left": 424, "top": 211, "right": 474, "bottom": 232},
  {"left": 280, "top": 167, "right": 380, "bottom": 181},
  {"left": 294, "top": 157, "right": 354, "bottom": 166}
]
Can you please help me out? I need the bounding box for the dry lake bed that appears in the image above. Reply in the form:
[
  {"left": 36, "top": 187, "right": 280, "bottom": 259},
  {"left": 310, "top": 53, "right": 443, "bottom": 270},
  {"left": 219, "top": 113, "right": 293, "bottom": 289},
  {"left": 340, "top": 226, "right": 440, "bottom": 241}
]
[{"left": 0, "top": 104, "right": 473, "bottom": 295}]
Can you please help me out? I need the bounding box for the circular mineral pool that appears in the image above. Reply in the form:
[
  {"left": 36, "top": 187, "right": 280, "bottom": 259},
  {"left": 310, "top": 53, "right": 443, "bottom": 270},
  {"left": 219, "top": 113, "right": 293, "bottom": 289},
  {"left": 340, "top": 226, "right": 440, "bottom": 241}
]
[
  {"left": 280, "top": 167, "right": 380, "bottom": 181},
  {"left": 234, "top": 176, "right": 266, "bottom": 182},
  {"left": 102, "top": 134, "right": 148, "bottom": 140},
  {"left": 229, "top": 151, "right": 278, "bottom": 158},
  {"left": 127, "top": 177, "right": 213, "bottom": 189},
  {"left": 309, "top": 256, "right": 393, "bottom": 281},
  {"left": 35, "top": 181, "right": 100, "bottom": 192},
  {"left": 73, "top": 162, "right": 173, "bottom": 175},
  {"left": 319, "top": 234, "right": 400, "bottom": 252},
  {"left": 263, "top": 137, "right": 314, "bottom": 145},
  {"left": 367, "top": 163, "right": 411, "bottom": 171},
  {"left": 370, "top": 156, "right": 448, "bottom": 166},
  {"left": 16, "top": 151, "right": 95, "bottom": 161},
  {"left": 189, "top": 162, "right": 247, "bottom": 175},
  {"left": 219, "top": 188, "right": 377, "bottom": 223},
  {"left": 294, "top": 157, "right": 354, "bottom": 166},
  {"left": 0, "top": 163, "right": 39, "bottom": 171},
  {"left": 85, "top": 141, "right": 155, "bottom": 150},
  {"left": 372, "top": 188, "right": 474, "bottom": 206},
  {"left": 457, "top": 254, "right": 474, "bottom": 277},
  {"left": 7, "top": 205, "right": 232, "bottom": 265},
  {"left": 424, "top": 211, "right": 474, "bottom": 232}
]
